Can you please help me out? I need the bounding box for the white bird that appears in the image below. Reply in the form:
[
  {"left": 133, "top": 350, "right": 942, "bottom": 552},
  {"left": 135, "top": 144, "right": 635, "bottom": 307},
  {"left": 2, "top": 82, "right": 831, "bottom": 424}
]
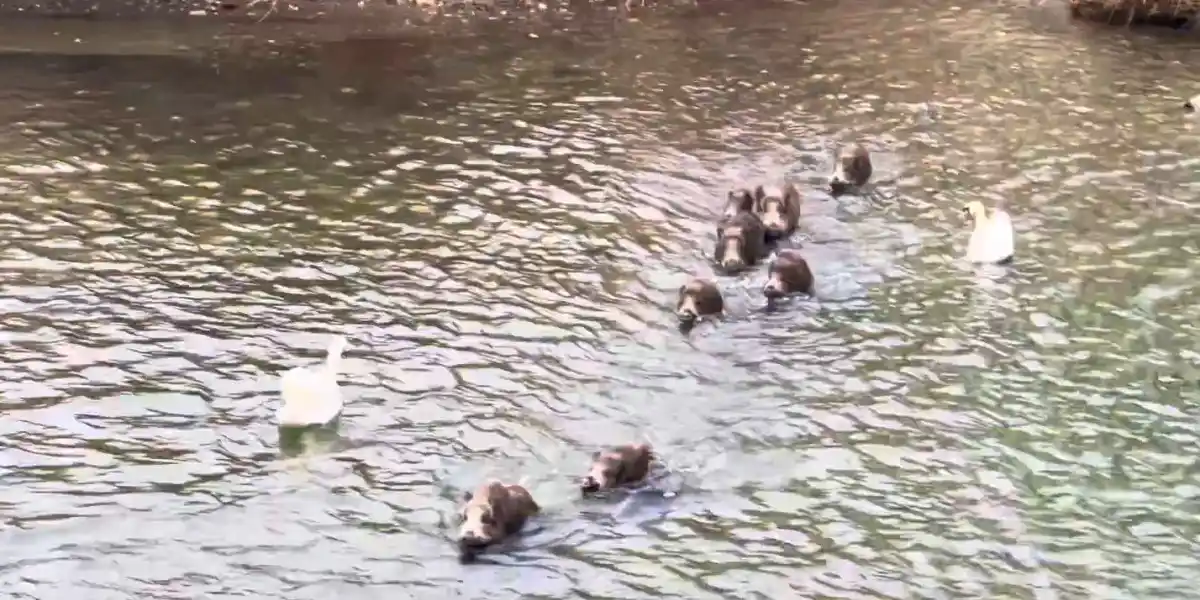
[
  {"left": 277, "top": 335, "right": 348, "bottom": 427},
  {"left": 1186, "top": 94, "right": 1199, "bottom": 112},
  {"left": 963, "top": 200, "right": 1014, "bottom": 265}
]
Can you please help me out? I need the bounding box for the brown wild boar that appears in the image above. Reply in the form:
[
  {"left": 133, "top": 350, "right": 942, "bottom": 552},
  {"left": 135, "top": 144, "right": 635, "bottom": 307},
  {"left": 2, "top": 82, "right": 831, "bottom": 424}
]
[
  {"left": 720, "top": 188, "right": 757, "bottom": 222},
  {"left": 714, "top": 211, "right": 767, "bottom": 273},
  {"left": 753, "top": 183, "right": 801, "bottom": 242},
  {"left": 456, "top": 480, "right": 539, "bottom": 562},
  {"left": 829, "top": 144, "right": 873, "bottom": 196},
  {"left": 675, "top": 278, "right": 724, "bottom": 324},
  {"left": 581, "top": 443, "right": 655, "bottom": 494},
  {"left": 762, "top": 249, "right": 814, "bottom": 299}
]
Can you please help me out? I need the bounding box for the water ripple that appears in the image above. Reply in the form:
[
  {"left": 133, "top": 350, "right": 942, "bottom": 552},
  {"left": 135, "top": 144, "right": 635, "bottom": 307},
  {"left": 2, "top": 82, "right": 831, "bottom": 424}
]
[{"left": 1, "top": 0, "right": 1199, "bottom": 598}]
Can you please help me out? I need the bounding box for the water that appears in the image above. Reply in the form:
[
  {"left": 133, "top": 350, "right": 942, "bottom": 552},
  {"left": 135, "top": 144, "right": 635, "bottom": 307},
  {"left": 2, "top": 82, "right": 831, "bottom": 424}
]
[{"left": 1, "top": 0, "right": 1199, "bottom": 598}]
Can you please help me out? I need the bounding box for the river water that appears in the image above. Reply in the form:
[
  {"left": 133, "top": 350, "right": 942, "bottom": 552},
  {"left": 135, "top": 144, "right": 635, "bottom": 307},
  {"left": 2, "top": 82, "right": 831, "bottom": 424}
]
[{"left": 1, "top": 1, "right": 1199, "bottom": 598}]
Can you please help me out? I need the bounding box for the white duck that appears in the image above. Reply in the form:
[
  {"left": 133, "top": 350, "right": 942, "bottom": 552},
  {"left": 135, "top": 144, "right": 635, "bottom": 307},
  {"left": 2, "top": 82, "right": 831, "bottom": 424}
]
[
  {"left": 963, "top": 200, "right": 1014, "bottom": 265},
  {"left": 277, "top": 335, "right": 348, "bottom": 427}
]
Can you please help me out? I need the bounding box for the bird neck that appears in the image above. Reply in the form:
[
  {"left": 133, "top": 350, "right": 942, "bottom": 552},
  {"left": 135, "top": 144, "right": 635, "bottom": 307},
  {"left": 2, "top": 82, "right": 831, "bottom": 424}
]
[
  {"left": 972, "top": 212, "right": 991, "bottom": 232},
  {"left": 325, "top": 339, "right": 347, "bottom": 372}
]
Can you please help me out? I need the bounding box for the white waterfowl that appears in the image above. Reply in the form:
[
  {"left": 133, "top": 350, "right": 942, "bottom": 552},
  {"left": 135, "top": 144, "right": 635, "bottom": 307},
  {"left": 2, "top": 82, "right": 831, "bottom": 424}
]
[
  {"left": 277, "top": 335, "right": 348, "bottom": 427},
  {"left": 1186, "top": 94, "right": 1199, "bottom": 112},
  {"left": 963, "top": 200, "right": 1014, "bottom": 265}
]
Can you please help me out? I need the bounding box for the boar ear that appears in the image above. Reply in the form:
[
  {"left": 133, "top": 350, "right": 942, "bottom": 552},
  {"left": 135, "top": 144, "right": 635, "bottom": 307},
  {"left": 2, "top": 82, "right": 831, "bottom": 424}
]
[
  {"left": 784, "top": 184, "right": 799, "bottom": 202},
  {"left": 737, "top": 191, "right": 755, "bottom": 213},
  {"left": 753, "top": 185, "right": 766, "bottom": 202}
]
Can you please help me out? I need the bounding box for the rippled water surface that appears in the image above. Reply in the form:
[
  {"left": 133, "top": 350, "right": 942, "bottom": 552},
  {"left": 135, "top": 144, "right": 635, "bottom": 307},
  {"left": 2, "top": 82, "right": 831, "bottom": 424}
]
[{"left": 2, "top": 1, "right": 1200, "bottom": 598}]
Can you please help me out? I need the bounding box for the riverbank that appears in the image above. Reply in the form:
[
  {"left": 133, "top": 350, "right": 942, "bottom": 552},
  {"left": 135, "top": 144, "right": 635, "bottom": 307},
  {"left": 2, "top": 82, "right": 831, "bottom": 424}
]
[{"left": 1, "top": 0, "right": 1196, "bottom": 35}]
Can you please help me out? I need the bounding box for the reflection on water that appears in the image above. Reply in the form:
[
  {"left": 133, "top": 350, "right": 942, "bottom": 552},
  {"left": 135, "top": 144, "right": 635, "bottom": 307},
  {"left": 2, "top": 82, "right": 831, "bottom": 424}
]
[
  {"left": 278, "top": 421, "right": 346, "bottom": 457},
  {"left": 0, "top": 0, "right": 1199, "bottom": 597}
]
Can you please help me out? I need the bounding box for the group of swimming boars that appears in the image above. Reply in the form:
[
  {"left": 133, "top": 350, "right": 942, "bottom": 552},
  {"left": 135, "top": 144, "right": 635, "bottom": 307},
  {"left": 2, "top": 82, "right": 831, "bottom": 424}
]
[
  {"left": 407, "top": 96, "right": 1200, "bottom": 561},
  {"left": 454, "top": 145, "right": 870, "bottom": 561},
  {"left": 276, "top": 137, "right": 1025, "bottom": 563},
  {"left": 674, "top": 143, "right": 872, "bottom": 329},
  {"left": 449, "top": 139, "right": 1028, "bottom": 562}
]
